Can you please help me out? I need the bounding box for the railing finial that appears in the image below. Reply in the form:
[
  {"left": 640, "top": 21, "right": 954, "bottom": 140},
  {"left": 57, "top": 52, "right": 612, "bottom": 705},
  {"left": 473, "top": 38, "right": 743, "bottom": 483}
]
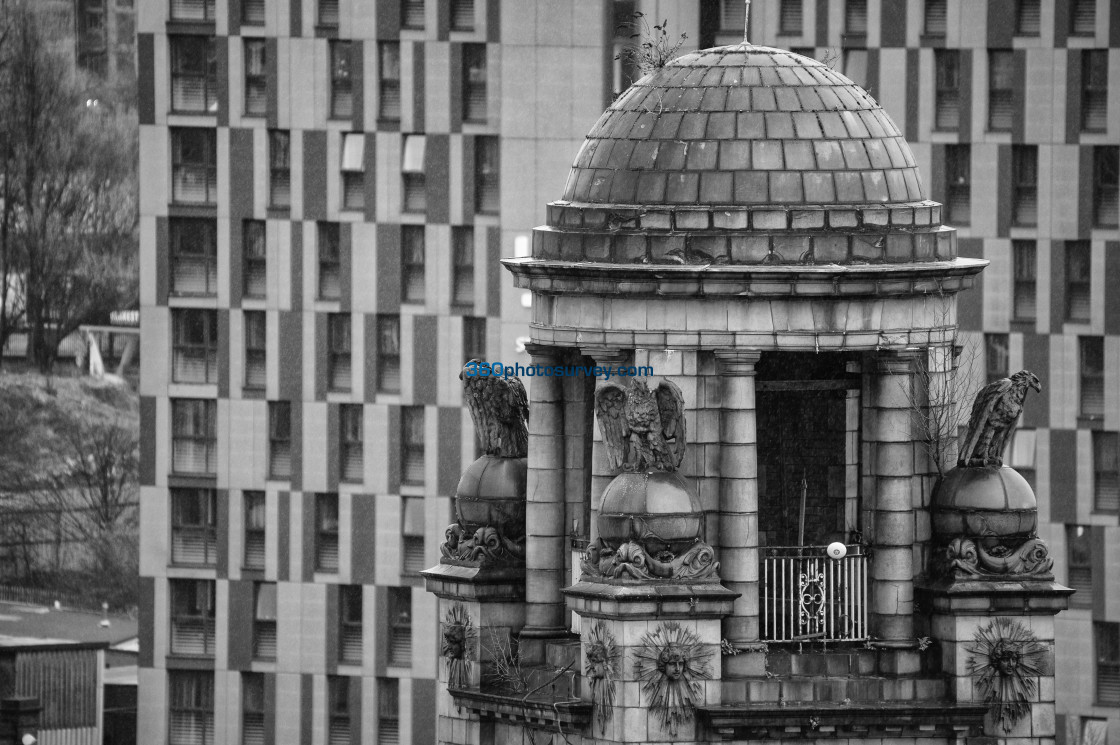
[{"left": 744, "top": 0, "right": 751, "bottom": 43}]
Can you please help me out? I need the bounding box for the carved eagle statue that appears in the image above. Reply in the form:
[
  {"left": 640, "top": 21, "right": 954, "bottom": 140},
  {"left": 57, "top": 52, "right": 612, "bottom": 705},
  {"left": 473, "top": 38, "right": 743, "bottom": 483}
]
[
  {"left": 595, "top": 379, "right": 686, "bottom": 472},
  {"left": 460, "top": 360, "right": 529, "bottom": 458},
  {"left": 958, "top": 369, "right": 1042, "bottom": 468}
]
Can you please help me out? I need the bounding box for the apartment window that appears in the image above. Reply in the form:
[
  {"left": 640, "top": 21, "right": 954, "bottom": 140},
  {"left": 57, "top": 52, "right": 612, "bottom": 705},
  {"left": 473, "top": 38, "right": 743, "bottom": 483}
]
[
  {"left": 377, "top": 679, "right": 400, "bottom": 745},
  {"left": 319, "top": 0, "right": 339, "bottom": 26},
  {"left": 1009, "top": 428, "right": 1037, "bottom": 490},
  {"left": 268, "top": 130, "right": 290, "bottom": 208},
  {"left": 244, "top": 39, "right": 266, "bottom": 116},
  {"left": 339, "top": 585, "right": 362, "bottom": 663},
  {"left": 934, "top": 50, "right": 960, "bottom": 131},
  {"left": 401, "top": 226, "right": 425, "bottom": 303},
  {"left": 450, "top": 0, "right": 474, "bottom": 30},
  {"left": 318, "top": 222, "right": 341, "bottom": 299},
  {"left": 379, "top": 43, "right": 401, "bottom": 121},
  {"left": 171, "top": 488, "right": 217, "bottom": 566},
  {"left": 243, "top": 311, "right": 266, "bottom": 390},
  {"left": 1012, "top": 145, "right": 1037, "bottom": 226},
  {"left": 779, "top": 0, "right": 802, "bottom": 35},
  {"left": 1096, "top": 622, "right": 1120, "bottom": 705},
  {"left": 842, "top": 49, "right": 868, "bottom": 88},
  {"left": 402, "top": 135, "right": 427, "bottom": 213},
  {"left": 1071, "top": 0, "right": 1095, "bottom": 36},
  {"left": 401, "top": 497, "right": 425, "bottom": 575},
  {"left": 173, "top": 309, "right": 218, "bottom": 384},
  {"left": 253, "top": 582, "right": 278, "bottom": 659},
  {"left": 171, "top": 128, "right": 217, "bottom": 204},
  {"left": 170, "top": 218, "right": 217, "bottom": 296},
  {"left": 463, "top": 317, "right": 486, "bottom": 363},
  {"left": 475, "top": 136, "right": 499, "bottom": 214},
  {"left": 243, "top": 491, "right": 266, "bottom": 569},
  {"left": 720, "top": 0, "right": 746, "bottom": 32},
  {"left": 170, "top": 579, "right": 216, "bottom": 656},
  {"left": 1067, "top": 525, "right": 1093, "bottom": 607},
  {"left": 330, "top": 41, "right": 353, "bottom": 119},
  {"left": 316, "top": 493, "right": 340, "bottom": 572},
  {"left": 242, "top": 673, "right": 265, "bottom": 745},
  {"left": 328, "top": 677, "right": 351, "bottom": 744},
  {"left": 1012, "top": 241, "right": 1037, "bottom": 321},
  {"left": 924, "top": 0, "right": 946, "bottom": 36},
  {"left": 388, "top": 587, "right": 412, "bottom": 666},
  {"left": 170, "top": 36, "right": 216, "bottom": 113},
  {"left": 1067, "top": 241, "right": 1091, "bottom": 322},
  {"left": 1094, "top": 432, "right": 1119, "bottom": 512},
  {"left": 341, "top": 133, "right": 365, "bottom": 211},
  {"left": 172, "top": 399, "right": 216, "bottom": 475},
  {"left": 1081, "top": 51, "right": 1108, "bottom": 132},
  {"left": 377, "top": 315, "right": 401, "bottom": 393},
  {"left": 845, "top": 0, "right": 867, "bottom": 35},
  {"left": 340, "top": 404, "right": 363, "bottom": 482},
  {"left": 242, "top": 0, "right": 265, "bottom": 25},
  {"left": 243, "top": 220, "right": 267, "bottom": 298},
  {"left": 462, "top": 44, "right": 487, "bottom": 122},
  {"left": 402, "top": 407, "right": 425, "bottom": 485},
  {"left": 988, "top": 51, "right": 1014, "bottom": 131},
  {"left": 946, "top": 145, "right": 970, "bottom": 225},
  {"left": 452, "top": 227, "right": 475, "bottom": 306},
  {"left": 328, "top": 314, "right": 352, "bottom": 392},
  {"left": 1015, "top": 0, "right": 1040, "bottom": 35},
  {"left": 1080, "top": 337, "right": 1104, "bottom": 418},
  {"left": 171, "top": 0, "right": 216, "bottom": 21},
  {"left": 985, "top": 334, "right": 1009, "bottom": 383},
  {"left": 1094, "top": 146, "right": 1119, "bottom": 228},
  {"left": 168, "top": 671, "right": 214, "bottom": 745},
  {"left": 401, "top": 0, "right": 424, "bottom": 29},
  {"left": 268, "top": 401, "right": 291, "bottom": 479}
]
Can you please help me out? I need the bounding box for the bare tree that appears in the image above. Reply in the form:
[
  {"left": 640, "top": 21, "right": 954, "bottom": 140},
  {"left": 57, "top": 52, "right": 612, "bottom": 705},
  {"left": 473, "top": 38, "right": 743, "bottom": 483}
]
[{"left": 0, "top": 1, "right": 137, "bottom": 373}]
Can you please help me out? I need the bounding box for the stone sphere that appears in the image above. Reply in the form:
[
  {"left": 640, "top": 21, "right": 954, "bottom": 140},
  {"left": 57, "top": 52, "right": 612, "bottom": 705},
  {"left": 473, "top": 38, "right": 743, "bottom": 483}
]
[
  {"left": 455, "top": 455, "right": 527, "bottom": 536},
  {"left": 931, "top": 465, "right": 1037, "bottom": 539},
  {"left": 598, "top": 471, "right": 704, "bottom": 556}
]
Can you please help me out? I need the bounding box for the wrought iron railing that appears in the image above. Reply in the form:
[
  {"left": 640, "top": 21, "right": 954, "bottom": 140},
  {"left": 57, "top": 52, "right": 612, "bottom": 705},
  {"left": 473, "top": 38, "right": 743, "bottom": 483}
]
[{"left": 761, "top": 544, "right": 869, "bottom": 643}]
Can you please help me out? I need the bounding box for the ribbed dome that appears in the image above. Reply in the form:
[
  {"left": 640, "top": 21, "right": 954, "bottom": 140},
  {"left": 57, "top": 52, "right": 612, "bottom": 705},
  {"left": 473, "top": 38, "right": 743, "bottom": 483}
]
[{"left": 563, "top": 44, "right": 924, "bottom": 208}]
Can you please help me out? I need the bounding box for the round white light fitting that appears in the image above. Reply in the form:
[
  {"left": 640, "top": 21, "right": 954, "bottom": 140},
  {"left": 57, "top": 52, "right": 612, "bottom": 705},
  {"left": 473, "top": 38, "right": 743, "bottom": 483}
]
[{"left": 826, "top": 542, "right": 847, "bottom": 560}]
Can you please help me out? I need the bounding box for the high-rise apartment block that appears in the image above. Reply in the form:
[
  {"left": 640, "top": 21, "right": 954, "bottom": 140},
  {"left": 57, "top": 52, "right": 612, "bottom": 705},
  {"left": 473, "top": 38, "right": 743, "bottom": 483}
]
[{"left": 138, "top": 1, "right": 1119, "bottom": 743}]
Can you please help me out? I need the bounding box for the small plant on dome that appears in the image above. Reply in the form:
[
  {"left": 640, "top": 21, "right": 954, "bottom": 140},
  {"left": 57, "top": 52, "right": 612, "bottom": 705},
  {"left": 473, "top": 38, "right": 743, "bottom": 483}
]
[{"left": 615, "top": 12, "right": 688, "bottom": 77}]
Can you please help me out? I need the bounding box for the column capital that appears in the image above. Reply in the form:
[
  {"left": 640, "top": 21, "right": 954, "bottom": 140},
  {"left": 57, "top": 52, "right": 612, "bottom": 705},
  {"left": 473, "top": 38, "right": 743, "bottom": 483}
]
[
  {"left": 870, "top": 348, "right": 924, "bottom": 375},
  {"left": 580, "top": 346, "right": 630, "bottom": 367},
  {"left": 523, "top": 342, "right": 563, "bottom": 362},
  {"left": 714, "top": 349, "right": 762, "bottom": 375}
]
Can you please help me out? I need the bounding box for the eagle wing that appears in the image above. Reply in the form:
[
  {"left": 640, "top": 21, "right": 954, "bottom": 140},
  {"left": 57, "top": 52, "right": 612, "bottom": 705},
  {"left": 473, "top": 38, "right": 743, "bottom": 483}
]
[
  {"left": 500, "top": 376, "right": 530, "bottom": 458},
  {"left": 595, "top": 383, "right": 630, "bottom": 471},
  {"left": 655, "top": 379, "right": 687, "bottom": 470},
  {"left": 958, "top": 378, "right": 1012, "bottom": 466},
  {"left": 461, "top": 363, "right": 493, "bottom": 453}
]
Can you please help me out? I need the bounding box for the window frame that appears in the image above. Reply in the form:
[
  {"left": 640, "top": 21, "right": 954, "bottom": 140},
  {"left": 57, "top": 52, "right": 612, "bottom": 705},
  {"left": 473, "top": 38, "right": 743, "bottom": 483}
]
[
  {"left": 462, "top": 316, "right": 486, "bottom": 363},
  {"left": 401, "top": 496, "right": 426, "bottom": 576},
  {"left": 1093, "top": 431, "right": 1119, "bottom": 513},
  {"left": 243, "top": 490, "right": 266, "bottom": 570},
  {"left": 1066, "top": 525, "right": 1093, "bottom": 608},
  {"left": 171, "top": 488, "right": 217, "bottom": 567},
  {"left": 168, "top": 670, "right": 215, "bottom": 745},
  {"left": 329, "top": 41, "right": 353, "bottom": 119},
  {"left": 268, "top": 401, "right": 292, "bottom": 480},
  {"left": 1080, "top": 336, "right": 1105, "bottom": 419},
  {"left": 387, "top": 587, "right": 412, "bottom": 667},
  {"left": 318, "top": 0, "right": 340, "bottom": 27},
  {"left": 934, "top": 49, "right": 960, "bottom": 131},
  {"left": 1011, "top": 145, "right": 1037, "bottom": 227},
  {"left": 318, "top": 222, "right": 342, "bottom": 300},
  {"left": 171, "top": 399, "right": 217, "bottom": 476},
  {"left": 1012, "top": 241, "right": 1037, "bottom": 322},
  {"left": 474, "top": 136, "right": 500, "bottom": 215},
  {"left": 401, "top": 226, "right": 425, "bottom": 304},
  {"left": 1093, "top": 146, "right": 1119, "bottom": 228},
  {"left": 401, "top": 0, "right": 425, "bottom": 29},
  {"left": 171, "top": 0, "right": 216, "bottom": 22},
  {"left": 340, "top": 404, "right": 363, "bottom": 483},
  {"left": 378, "top": 42, "right": 402, "bottom": 122},
  {"left": 1081, "top": 50, "right": 1108, "bottom": 133},
  {"left": 253, "top": 581, "right": 278, "bottom": 660},
  {"left": 452, "top": 227, "right": 475, "bottom": 307},
  {"left": 401, "top": 406, "right": 425, "bottom": 486},
  {"left": 1070, "top": 0, "right": 1096, "bottom": 36},
  {"left": 377, "top": 678, "right": 400, "bottom": 745},
  {"left": 450, "top": 0, "right": 474, "bottom": 31},
  {"left": 170, "top": 579, "right": 216, "bottom": 657},
  {"left": 172, "top": 308, "right": 219, "bottom": 385},
  {"left": 268, "top": 130, "right": 291, "bottom": 209},
  {"left": 341, "top": 133, "right": 366, "bottom": 211},
  {"left": 946, "top": 144, "right": 971, "bottom": 225},
  {"left": 316, "top": 493, "right": 340, "bottom": 572},
  {"left": 402, "top": 135, "right": 427, "bottom": 214},
  {"left": 1066, "top": 241, "right": 1091, "bottom": 323},
  {"left": 844, "top": 0, "right": 868, "bottom": 36},
  {"left": 243, "top": 220, "right": 267, "bottom": 299},
  {"left": 169, "top": 35, "right": 217, "bottom": 114},
  {"left": 462, "top": 43, "right": 488, "bottom": 122},
  {"left": 170, "top": 217, "right": 218, "bottom": 297},
  {"left": 328, "top": 676, "right": 351, "bottom": 743},
  {"left": 243, "top": 310, "right": 267, "bottom": 391},
  {"left": 243, "top": 39, "right": 267, "bottom": 116},
  {"left": 242, "top": 672, "right": 266, "bottom": 745},
  {"left": 376, "top": 315, "right": 401, "bottom": 393},
  {"left": 987, "top": 50, "right": 1014, "bottom": 132},
  {"left": 923, "top": 0, "right": 946, "bottom": 37},
  {"left": 1014, "top": 0, "right": 1040, "bottom": 36},
  {"left": 171, "top": 127, "right": 218, "bottom": 205},
  {"left": 985, "top": 333, "right": 1009, "bottom": 384},
  {"left": 327, "top": 313, "right": 352, "bottom": 392},
  {"left": 339, "top": 585, "right": 363, "bottom": 663},
  {"left": 778, "top": 0, "right": 803, "bottom": 35},
  {"left": 1095, "top": 622, "right": 1120, "bottom": 706}
]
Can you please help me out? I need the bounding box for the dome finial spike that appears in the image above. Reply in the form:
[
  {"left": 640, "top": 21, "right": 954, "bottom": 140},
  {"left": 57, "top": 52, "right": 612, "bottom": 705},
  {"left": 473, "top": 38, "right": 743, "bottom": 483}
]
[{"left": 743, "top": 0, "right": 751, "bottom": 43}]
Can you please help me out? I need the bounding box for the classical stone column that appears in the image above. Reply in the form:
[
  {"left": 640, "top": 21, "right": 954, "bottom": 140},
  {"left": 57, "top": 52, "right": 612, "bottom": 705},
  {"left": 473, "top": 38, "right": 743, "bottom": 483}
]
[
  {"left": 520, "top": 343, "right": 569, "bottom": 647},
  {"left": 714, "top": 350, "right": 762, "bottom": 649},
  {"left": 866, "top": 350, "right": 923, "bottom": 646}
]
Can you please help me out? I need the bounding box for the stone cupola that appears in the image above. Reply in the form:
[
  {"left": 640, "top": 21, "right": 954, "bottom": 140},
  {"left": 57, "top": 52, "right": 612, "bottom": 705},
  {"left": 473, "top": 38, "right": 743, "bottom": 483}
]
[{"left": 427, "top": 37, "right": 1065, "bottom": 745}]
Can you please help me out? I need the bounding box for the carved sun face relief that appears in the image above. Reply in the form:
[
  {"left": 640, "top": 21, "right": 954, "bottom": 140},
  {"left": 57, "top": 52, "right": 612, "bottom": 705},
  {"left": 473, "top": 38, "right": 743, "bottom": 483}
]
[
  {"left": 441, "top": 603, "right": 477, "bottom": 689},
  {"left": 633, "top": 621, "right": 713, "bottom": 736},
  {"left": 966, "top": 617, "right": 1047, "bottom": 734},
  {"left": 584, "top": 622, "right": 620, "bottom": 735}
]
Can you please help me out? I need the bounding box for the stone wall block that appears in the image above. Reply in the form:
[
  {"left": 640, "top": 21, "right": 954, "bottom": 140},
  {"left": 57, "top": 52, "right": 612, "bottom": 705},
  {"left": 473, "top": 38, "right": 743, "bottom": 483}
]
[{"left": 874, "top": 511, "right": 916, "bottom": 546}]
